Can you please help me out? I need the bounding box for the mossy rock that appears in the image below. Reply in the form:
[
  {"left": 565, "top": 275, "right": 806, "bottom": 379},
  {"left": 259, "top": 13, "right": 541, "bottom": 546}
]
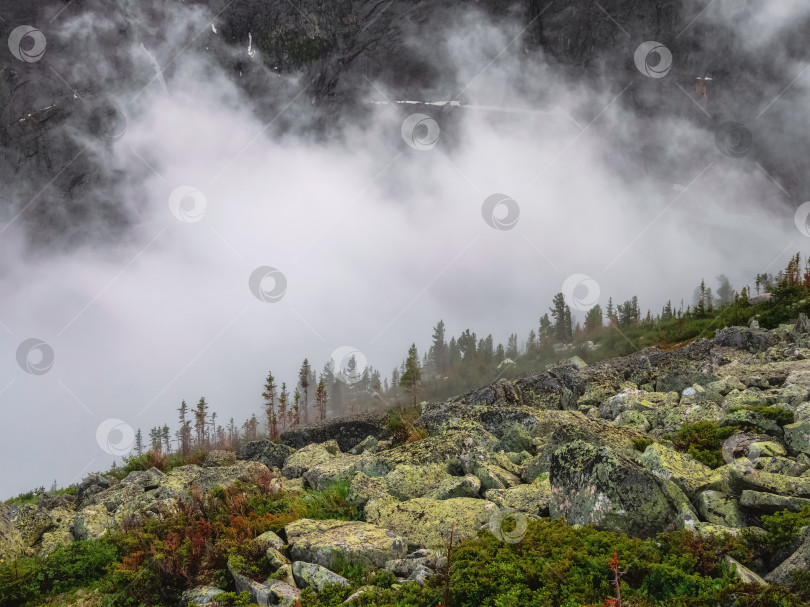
[
  {"left": 739, "top": 489, "right": 810, "bottom": 513},
  {"left": 285, "top": 518, "right": 407, "bottom": 569},
  {"left": 73, "top": 504, "right": 112, "bottom": 540},
  {"left": 9, "top": 504, "right": 53, "bottom": 547},
  {"left": 424, "top": 474, "right": 481, "bottom": 500},
  {"left": 364, "top": 496, "right": 498, "bottom": 550},
  {"left": 347, "top": 471, "right": 390, "bottom": 508},
  {"left": 726, "top": 464, "right": 810, "bottom": 497},
  {"left": 384, "top": 464, "right": 452, "bottom": 500},
  {"left": 784, "top": 420, "right": 810, "bottom": 456},
  {"left": 755, "top": 456, "right": 808, "bottom": 476},
  {"left": 639, "top": 442, "right": 722, "bottom": 501},
  {"left": 549, "top": 440, "right": 679, "bottom": 538},
  {"left": 292, "top": 561, "right": 349, "bottom": 592},
  {"left": 697, "top": 490, "right": 745, "bottom": 527},
  {"left": 283, "top": 442, "right": 338, "bottom": 479},
  {"left": 484, "top": 478, "right": 552, "bottom": 516}
]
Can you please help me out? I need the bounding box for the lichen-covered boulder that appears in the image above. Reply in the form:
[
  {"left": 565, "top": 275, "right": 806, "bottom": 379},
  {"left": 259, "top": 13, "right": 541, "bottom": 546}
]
[
  {"left": 285, "top": 519, "right": 407, "bottom": 569},
  {"left": 755, "top": 456, "right": 808, "bottom": 476},
  {"left": 73, "top": 504, "right": 112, "bottom": 540},
  {"left": 255, "top": 530, "right": 286, "bottom": 552},
  {"left": 425, "top": 475, "right": 481, "bottom": 500},
  {"left": 9, "top": 504, "right": 53, "bottom": 547},
  {"left": 639, "top": 442, "right": 721, "bottom": 500},
  {"left": 384, "top": 464, "right": 452, "bottom": 500},
  {"left": 0, "top": 505, "right": 27, "bottom": 563},
  {"left": 722, "top": 409, "right": 783, "bottom": 438},
  {"left": 283, "top": 441, "right": 339, "bottom": 479},
  {"left": 484, "top": 478, "right": 552, "bottom": 516},
  {"left": 239, "top": 439, "right": 296, "bottom": 469},
  {"left": 76, "top": 473, "right": 119, "bottom": 506},
  {"left": 697, "top": 491, "right": 744, "bottom": 527},
  {"left": 39, "top": 530, "right": 73, "bottom": 556},
  {"left": 549, "top": 440, "right": 679, "bottom": 538},
  {"left": 497, "top": 423, "right": 534, "bottom": 453},
  {"left": 181, "top": 585, "right": 226, "bottom": 607},
  {"left": 714, "top": 327, "right": 779, "bottom": 352},
  {"left": 724, "top": 556, "right": 768, "bottom": 586},
  {"left": 303, "top": 454, "right": 365, "bottom": 490},
  {"left": 784, "top": 420, "right": 810, "bottom": 456},
  {"left": 346, "top": 472, "right": 390, "bottom": 508},
  {"left": 364, "top": 496, "right": 498, "bottom": 549},
  {"left": 350, "top": 435, "right": 380, "bottom": 455},
  {"left": 765, "top": 529, "right": 810, "bottom": 585},
  {"left": 739, "top": 490, "right": 810, "bottom": 513},
  {"left": 227, "top": 558, "right": 272, "bottom": 606},
  {"left": 203, "top": 450, "right": 237, "bottom": 467},
  {"left": 599, "top": 389, "right": 679, "bottom": 420},
  {"left": 280, "top": 411, "right": 391, "bottom": 452},
  {"left": 266, "top": 580, "right": 301, "bottom": 607},
  {"left": 726, "top": 465, "right": 810, "bottom": 497},
  {"left": 291, "top": 561, "right": 349, "bottom": 591}
]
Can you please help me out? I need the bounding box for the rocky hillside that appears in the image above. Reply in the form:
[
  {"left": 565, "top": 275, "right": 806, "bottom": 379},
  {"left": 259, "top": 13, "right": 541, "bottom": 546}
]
[{"left": 4, "top": 318, "right": 810, "bottom": 605}]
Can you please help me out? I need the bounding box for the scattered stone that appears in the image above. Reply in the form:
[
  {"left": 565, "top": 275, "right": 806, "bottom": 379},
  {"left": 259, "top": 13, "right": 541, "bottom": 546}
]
[
  {"left": 724, "top": 555, "right": 768, "bottom": 586},
  {"left": 350, "top": 436, "right": 380, "bottom": 455},
  {"left": 73, "top": 504, "right": 112, "bottom": 540},
  {"left": 203, "top": 450, "right": 237, "bottom": 467},
  {"left": 549, "top": 440, "right": 680, "bottom": 538},
  {"left": 181, "top": 585, "right": 226, "bottom": 607},
  {"left": 484, "top": 478, "right": 552, "bottom": 516},
  {"left": 283, "top": 442, "right": 339, "bottom": 479},
  {"left": 697, "top": 491, "right": 745, "bottom": 527},
  {"left": 639, "top": 442, "right": 720, "bottom": 501},
  {"left": 784, "top": 420, "right": 810, "bottom": 456},
  {"left": 285, "top": 519, "right": 407, "bottom": 569},
  {"left": 739, "top": 490, "right": 810, "bottom": 513},
  {"left": 238, "top": 440, "right": 296, "bottom": 469},
  {"left": 765, "top": 529, "right": 810, "bottom": 585},
  {"left": 292, "top": 561, "right": 350, "bottom": 591},
  {"left": 364, "top": 496, "right": 498, "bottom": 549},
  {"left": 425, "top": 474, "right": 481, "bottom": 500}
]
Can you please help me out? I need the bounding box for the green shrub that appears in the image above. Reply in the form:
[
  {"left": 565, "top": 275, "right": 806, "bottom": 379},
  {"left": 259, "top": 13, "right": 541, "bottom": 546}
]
[
  {"left": 761, "top": 506, "right": 810, "bottom": 551},
  {"left": 668, "top": 421, "right": 736, "bottom": 468},
  {"left": 0, "top": 539, "right": 120, "bottom": 606},
  {"left": 632, "top": 437, "right": 655, "bottom": 452},
  {"left": 211, "top": 590, "right": 260, "bottom": 606},
  {"left": 729, "top": 405, "right": 795, "bottom": 426}
]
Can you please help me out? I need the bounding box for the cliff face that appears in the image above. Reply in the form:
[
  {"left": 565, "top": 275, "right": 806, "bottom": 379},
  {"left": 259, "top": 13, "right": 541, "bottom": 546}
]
[{"left": 1, "top": 0, "right": 809, "bottom": 246}]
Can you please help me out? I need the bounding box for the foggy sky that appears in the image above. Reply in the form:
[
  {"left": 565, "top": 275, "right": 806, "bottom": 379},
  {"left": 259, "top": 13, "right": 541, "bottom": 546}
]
[{"left": 1, "top": 0, "right": 809, "bottom": 498}]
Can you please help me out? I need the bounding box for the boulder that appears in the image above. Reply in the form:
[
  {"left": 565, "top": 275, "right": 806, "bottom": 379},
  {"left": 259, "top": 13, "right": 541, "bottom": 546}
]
[
  {"left": 285, "top": 519, "right": 407, "bottom": 569},
  {"left": 303, "top": 454, "right": 366, "bottom": 490},
  {"left": 9, "top": 504, "right": 53, "bottom": 547},
  {"left": 721, "top": 409, "right": 783, "bottom": 438},
  {"left": 384, "top": 464, "right": 453, "bottom": 500},
  {"left": 485, "top": 477, "right": 552, "bottom": 517},
  {"left": 784, "top": 420, "right": 810, "bottom": 456},
  {"left": 714, "top": 327, "right": 779, "bottom": 352},
  {"left": 0, "top": 505, "right": 27, "bottom": 563},
  {"left": 350, "top": 436, "right": 380, "bottom": 455},
  {"left": 291, "top": 561, "right": 350, "bottom": 591},
  {"left": 203, "top": 450, "right": 237, "bottom": 467},
  {"left": 549, "top": 440, "right": 679, "bottom": 538},
  {"left": 227, "top": 559, "right": 272, "bottom": 606},
  {"left": 73, "top": 504, "right": 112, "bottom": 540},
  {"left": 364, "top": 496, "right": 498, "bottom": 549},
  {"left": 239, "top": 439, "right": 296, "bottom": 469},
  {"left": 765, "top": 529, "right": 810, "bottom": 585},
  {"left": 696, "top": 491, "right": 744, "bottom": 527},
  {"left": 724, "top": 555, "right": 768, "bottom": 586},
  {"left": 726, "top": 465, "right": 810, "bottom": 497},
  {"left": 39, "top": 530, "right": 73, "bottom": 556},
  {"left": 283, "top": 442, "right": 339, "bottom": 479},
  {"left": 755, "top": 456, "right": 808, "bottom": 476},
  {"left": 266, "top": 580, "right": 301, "bottom": 607},
  {"left": 280, "top": 412, "right": 392, "bottom": 452},
  {"left": 638, "top": 442, "right": 721, "bottom": 501},
  {"left": 76, "top": 473, "right": 118, "bottom": 506},
  {"left": 425, "top": 475, "right": 481, "bottom": 500},
  {"left": 255, "top": 530, "right": 286, "bottom": 552},
  {"left": 739, "top": 490, "right": 810, "bottom": 513},
  {"left": 181, "top": 585, "right": 226, "bottom": 607},
  {"left": 346, "top": 472, "right": 390, "bottom": 508}
]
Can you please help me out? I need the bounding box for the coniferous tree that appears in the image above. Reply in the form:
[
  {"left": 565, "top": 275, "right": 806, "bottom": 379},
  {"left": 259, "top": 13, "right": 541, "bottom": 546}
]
[
  {"left": 293, "top": 388, "right": 301, "bottom": 426},
  {"left": 584, "top": 305, "right": 603, "bottom": 333},
  {"left": 177, "top": 400, "right": 192, "bottom": 456},
  {"left": 194, "top": 397, "right": 209, "bottom": 447},
  {"left": 316, "top": 377, "right": 328, "bottom": 420},
  {"left": 299, "top": 359, "right": 311, "bottom": 425},
  {"left": 430, "top": 320, "right": 448, "bottom": 377},
  {"left": 262, "top": 372, "right": 278, "bottom": 440},
  {"left": 161, "top": 425, "right": 171, "bottom": 454},
  {"left": 135, "top": 428, "right": 144, "bottom": 456},
  {"left": 400, "top": 343, "right": 422, "bottom": 407},
  {"left": 279, "top": 383, "right": 289, "bottom": 431}
]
